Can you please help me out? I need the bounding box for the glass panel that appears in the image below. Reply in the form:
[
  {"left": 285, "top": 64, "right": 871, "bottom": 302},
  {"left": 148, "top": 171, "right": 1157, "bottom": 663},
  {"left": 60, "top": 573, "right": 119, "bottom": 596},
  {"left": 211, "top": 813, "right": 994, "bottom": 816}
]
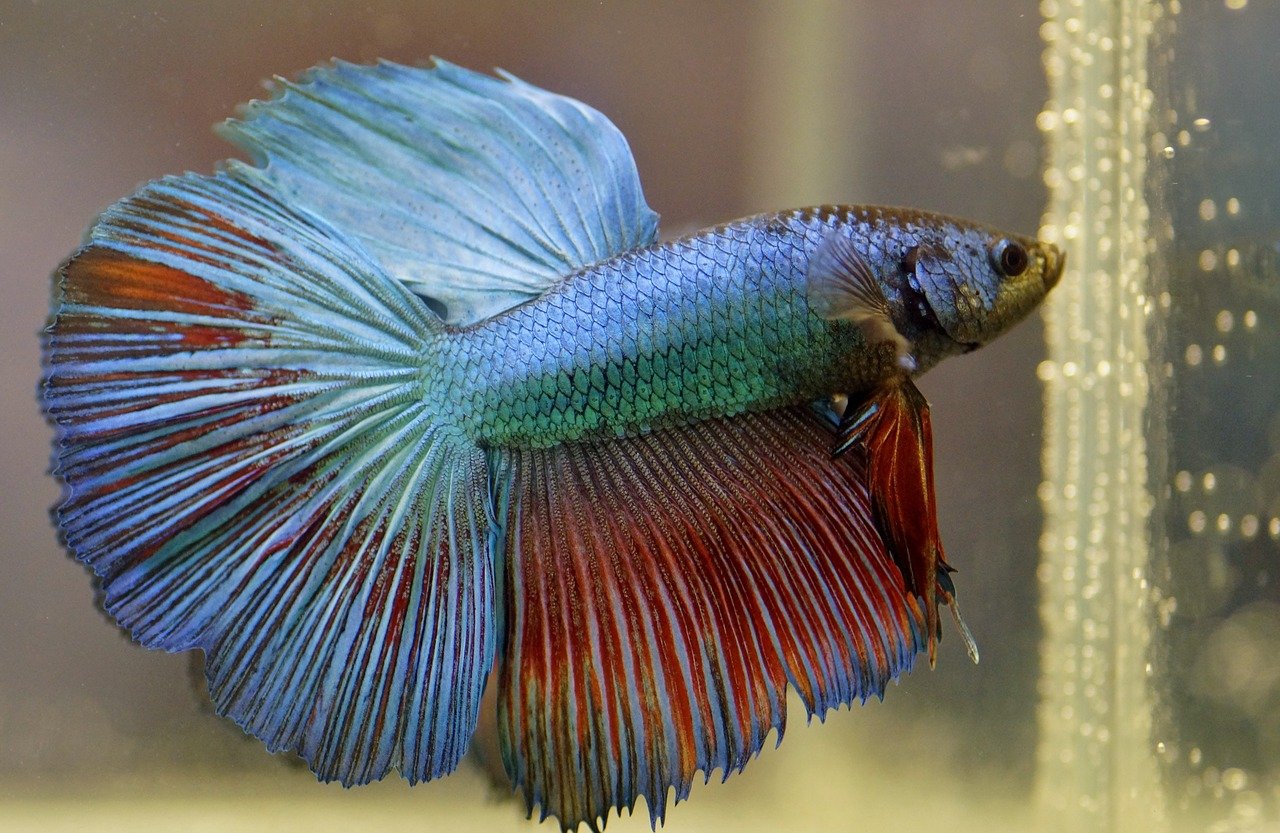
[
  {"left": 1039, "top": 1, "right": 1280, "bottom": 830},
  {"left": 1159, "top": 1, "right": 1280, "bottom": 828},
  {"left": 10, "top": 2, "right": 1278, "bottom": 831}
]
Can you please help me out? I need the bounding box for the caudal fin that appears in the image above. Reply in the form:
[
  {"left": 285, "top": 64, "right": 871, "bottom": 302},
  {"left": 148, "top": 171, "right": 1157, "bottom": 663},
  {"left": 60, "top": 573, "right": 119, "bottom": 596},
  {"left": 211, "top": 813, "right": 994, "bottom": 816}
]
[{"left": 41, "top": 172, "right": 494, "bottom": 784}]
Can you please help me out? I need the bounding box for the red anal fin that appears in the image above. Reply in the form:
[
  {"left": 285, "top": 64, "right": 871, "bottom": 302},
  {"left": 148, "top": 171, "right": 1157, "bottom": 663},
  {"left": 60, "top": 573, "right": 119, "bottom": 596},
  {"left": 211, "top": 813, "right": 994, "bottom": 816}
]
[
  {"left": 836, "top": 379, "right": 946, "bottom": 665},
  {"left": 491, "top": 406, "right": 927, "bottom": 831}
]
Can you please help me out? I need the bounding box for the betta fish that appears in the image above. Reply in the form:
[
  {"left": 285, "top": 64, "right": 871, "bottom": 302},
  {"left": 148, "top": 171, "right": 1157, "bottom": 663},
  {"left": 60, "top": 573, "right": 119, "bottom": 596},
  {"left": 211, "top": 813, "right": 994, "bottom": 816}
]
[{"left": 40, "top": 59, "right": 1062, "bottom": 830}]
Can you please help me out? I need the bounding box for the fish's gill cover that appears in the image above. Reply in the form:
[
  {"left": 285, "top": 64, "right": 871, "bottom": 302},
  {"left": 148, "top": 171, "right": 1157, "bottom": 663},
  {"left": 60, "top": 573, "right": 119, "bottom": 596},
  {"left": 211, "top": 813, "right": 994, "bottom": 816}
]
[
  {"left": 221, "top": 59, "right": 660, "bottom": 326},
  {"left": 491, "top": 406, "right": 928, "bottom": 830},
  {"left": 41, "top": 172, "right": 496, "bottom": 785}
]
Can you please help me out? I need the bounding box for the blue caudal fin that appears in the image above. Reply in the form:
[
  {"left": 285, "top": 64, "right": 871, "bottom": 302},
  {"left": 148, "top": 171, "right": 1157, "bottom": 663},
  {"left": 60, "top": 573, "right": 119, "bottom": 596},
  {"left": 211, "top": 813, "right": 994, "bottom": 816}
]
[
  {"left": 220, "top": 59, "right": 660, "bottom": 326},
  {"left": 41, "top": 171, "right": 494, "bottom": 784}
]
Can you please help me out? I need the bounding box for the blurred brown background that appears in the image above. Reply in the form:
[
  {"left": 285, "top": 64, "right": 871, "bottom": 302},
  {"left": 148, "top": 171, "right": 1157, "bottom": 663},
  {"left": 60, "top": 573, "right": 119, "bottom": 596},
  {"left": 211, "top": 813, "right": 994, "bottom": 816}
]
[{"left": 0, "top": 1, "right": 1048, "bottom": 829}]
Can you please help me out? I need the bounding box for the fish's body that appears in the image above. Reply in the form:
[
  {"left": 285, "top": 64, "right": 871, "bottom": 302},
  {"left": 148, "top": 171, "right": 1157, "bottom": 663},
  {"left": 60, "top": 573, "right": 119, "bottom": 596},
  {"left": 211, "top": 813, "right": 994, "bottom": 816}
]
[
  {"left": 40, "top": 59, "right": 1062, "bottom": 831},
  {"left": 455, "top": 207, "right": 1056, "bottom": 448},
  {"left": 455, "top": 213, "right": 867, "bottom": 448}
]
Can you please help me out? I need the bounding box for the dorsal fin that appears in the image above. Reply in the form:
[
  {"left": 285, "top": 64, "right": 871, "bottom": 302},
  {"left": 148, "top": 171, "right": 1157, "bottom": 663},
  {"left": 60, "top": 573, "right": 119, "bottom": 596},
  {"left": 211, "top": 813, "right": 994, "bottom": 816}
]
[{"left": 220, "top": 59, "right": 660, "bottom": 326}]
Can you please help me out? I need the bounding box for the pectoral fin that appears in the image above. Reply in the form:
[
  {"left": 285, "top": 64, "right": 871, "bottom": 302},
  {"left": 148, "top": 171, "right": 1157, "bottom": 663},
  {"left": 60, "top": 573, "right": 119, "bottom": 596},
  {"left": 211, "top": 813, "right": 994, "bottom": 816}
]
[
  {"left": 831, "top": 379, "right": 978, "bottom": 666},
  {"left": 806, "top": 232, "right": 916, "bottom": 372}
]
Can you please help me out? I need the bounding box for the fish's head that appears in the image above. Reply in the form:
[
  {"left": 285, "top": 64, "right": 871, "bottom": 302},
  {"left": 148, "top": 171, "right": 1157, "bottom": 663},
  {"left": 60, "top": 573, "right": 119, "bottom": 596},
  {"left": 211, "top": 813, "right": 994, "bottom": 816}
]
[{"left": 902, "top": 223, "right": 1064, "bottom": 352}]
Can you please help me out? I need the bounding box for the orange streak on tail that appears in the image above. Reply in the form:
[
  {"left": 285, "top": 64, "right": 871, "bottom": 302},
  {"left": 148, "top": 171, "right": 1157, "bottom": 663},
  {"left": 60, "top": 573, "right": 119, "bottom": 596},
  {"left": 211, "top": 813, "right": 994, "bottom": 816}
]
[{"left": 63, "top": 247, "right": 255, "bottom": 315}]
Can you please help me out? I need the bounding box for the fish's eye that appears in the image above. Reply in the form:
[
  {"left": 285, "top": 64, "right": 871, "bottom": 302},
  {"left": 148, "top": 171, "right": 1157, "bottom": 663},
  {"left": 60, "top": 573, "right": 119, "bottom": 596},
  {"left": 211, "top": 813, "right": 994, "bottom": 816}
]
[{"left": 990, "top": 239, "right": 1029, "bottom": 277}]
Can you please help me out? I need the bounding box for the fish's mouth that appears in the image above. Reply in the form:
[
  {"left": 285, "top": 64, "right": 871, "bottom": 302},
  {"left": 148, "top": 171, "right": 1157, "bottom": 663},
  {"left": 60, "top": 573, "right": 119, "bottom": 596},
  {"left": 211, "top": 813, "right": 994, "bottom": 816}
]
[{"left": 1040, "top": 243, "right": 1066, "bottom": 290}]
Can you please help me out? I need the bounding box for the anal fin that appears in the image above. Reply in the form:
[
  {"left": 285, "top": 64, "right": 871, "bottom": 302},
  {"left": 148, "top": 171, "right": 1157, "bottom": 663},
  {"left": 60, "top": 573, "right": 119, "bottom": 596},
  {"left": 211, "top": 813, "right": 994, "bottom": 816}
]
[{"left": 490, "top": 406, "right": 928, "bottom": 831}]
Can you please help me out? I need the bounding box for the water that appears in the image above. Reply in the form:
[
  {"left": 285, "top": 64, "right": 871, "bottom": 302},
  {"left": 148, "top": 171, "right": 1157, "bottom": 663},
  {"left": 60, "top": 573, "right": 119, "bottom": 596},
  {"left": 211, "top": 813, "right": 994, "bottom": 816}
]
[
  {"left": 1151, "top": 2, "right": 1280, "bottom": 828},
  {"left": 1, "top": 2, "right": 1277, "bottom": 831}
]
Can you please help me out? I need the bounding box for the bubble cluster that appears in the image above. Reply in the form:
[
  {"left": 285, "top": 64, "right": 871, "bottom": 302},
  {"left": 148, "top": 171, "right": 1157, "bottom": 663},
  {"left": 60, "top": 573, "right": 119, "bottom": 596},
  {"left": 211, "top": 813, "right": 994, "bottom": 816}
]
[
  {"left": 1035, "top": 0, "right": 1167, "bottom": 827},
  {"left": 1175, "top": 464, "right": 1264, "bottom": 542}
]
